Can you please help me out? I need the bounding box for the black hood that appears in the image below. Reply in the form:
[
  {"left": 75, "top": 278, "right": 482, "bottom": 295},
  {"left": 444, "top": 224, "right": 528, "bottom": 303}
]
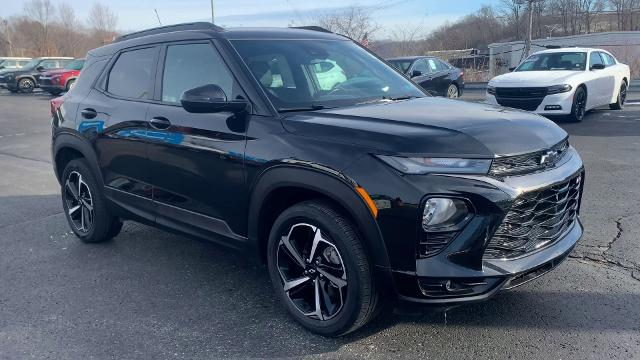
[{"left": 281, "top": 97, "right": 567, "bottom": 157}]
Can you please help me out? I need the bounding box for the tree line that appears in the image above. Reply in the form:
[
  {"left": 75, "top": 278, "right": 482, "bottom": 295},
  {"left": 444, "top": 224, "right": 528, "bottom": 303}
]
[{"left": 0, "top": 0, "right": 118, "bottom": 58}]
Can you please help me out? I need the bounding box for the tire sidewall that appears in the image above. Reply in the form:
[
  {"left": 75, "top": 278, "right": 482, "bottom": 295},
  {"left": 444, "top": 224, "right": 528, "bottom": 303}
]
[
  {"left": 61, "top": 159, "right": 109, "bottom": 242},
  {"left": 447, "top": 84, "right": 459, "bottom": 98},
  {"left": 570, "top": 87, "right": 586, "bottom": 122},
  {"left": 66, "top": 79, "right": 75, "bottom": 91},
  {"left": 18, "top": 78, "right": 34, "bottom": 93},
  {"left": 267, "top": 204, "right": 367, "bottom": 335}
]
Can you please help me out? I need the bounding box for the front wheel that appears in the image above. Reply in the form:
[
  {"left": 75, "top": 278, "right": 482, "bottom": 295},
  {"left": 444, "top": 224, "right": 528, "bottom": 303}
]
[
  {"left": 267, "top": 200, "right": 381, "bottom": 336},
  {"left": 609, "top": 81, "right": 627, "bottom": 110},
  {"left": 18, "top": 78, "right": 35, "bottom": 93},
  {"left": 567, "top": 86, "right": 587, "bottom": 122}
]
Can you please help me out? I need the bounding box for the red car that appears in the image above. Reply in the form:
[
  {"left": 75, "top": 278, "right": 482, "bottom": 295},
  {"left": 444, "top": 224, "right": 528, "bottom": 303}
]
[{"left": 39, "top": 58, "right": 85, "bottom": 95}]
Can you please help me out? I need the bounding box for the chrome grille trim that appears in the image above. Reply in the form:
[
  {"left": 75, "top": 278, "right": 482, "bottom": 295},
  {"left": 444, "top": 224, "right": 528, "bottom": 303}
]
[
  {"left": 484, "top": 173, "right": 583, "bottom": 260},
  {"left": 490, "top": 139, "right": 569, "bottom": 177}
]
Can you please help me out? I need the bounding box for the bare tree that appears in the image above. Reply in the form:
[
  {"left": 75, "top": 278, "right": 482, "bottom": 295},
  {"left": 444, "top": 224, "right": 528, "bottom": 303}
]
[
  {"left": 499, "top": 0, "right": 524, "bottom": 39},
  {"left": 389, "top": 22, "right": 427, "bottom": 56},
  {"left": 23, "top": 0, "right": 55, "bottom": 54},
  {"left": 88, "top": 3, "right": 118, "bottom": 45},
  {"left": 311, "top": 6, "right": 381, "bottom": 44}
]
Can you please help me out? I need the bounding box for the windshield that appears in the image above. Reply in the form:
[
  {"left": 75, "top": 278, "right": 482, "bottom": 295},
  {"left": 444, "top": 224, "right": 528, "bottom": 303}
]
[
  {"left": 64, "top": 59, "right": 85, "bottom": 71},
  {"left": 231, "top": 40, "right": 424, "bottom": 111},
  {"left": 388, "top": 59, "right": 413, "bottom": 73},
  {"left": 516, "top": 52, "right": 587, "bottom": 71}
]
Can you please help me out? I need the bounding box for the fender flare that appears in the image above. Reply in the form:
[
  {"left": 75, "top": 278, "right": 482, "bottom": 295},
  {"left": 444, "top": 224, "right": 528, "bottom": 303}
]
[
  {"left": 52, "top": 132, "right": 104, "bottom": 187},
  {"left": 247, "top": 164, "right": 391, "bottom": 271}
]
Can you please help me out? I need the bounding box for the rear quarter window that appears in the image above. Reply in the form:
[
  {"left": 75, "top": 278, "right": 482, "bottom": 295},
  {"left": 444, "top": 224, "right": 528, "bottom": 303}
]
[{"left": 107, "top": 47, "right": 159, "bottom": 99}]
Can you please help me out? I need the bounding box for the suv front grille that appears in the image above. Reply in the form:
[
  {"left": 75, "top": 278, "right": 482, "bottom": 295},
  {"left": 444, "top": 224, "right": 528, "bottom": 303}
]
[
  {"left": 484, "top": 173, "right": 583, "bottom": 260},
  {"left": 490, "top": 140, "right": 569, "bottom": 177}
]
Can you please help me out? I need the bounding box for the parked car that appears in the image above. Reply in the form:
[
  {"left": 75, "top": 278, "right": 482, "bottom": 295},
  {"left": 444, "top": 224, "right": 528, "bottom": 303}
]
[
  {"left": 39, "top": 58, "right": 85, "bottom": 96},
  {"left": 387, "top": 56, "right": 464, "bottom": 98},
  {"left": 486, "top": 48, "right": 630, "bottom": 122},
  {"left": 0, "top": 57, "right": 32, "bottom": 69},
  {"left": 0, "top": 56, "right": 73, "bottom": 93},
  {"left": 51, "top": 23, "right": 584, "bottom": 336}
]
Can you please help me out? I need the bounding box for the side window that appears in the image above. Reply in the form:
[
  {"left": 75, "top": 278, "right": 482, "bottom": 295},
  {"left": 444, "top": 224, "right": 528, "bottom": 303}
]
[
  {"left": 589, "top": 52, "right": 604, "bottom": 67},
  {"left": 40, "top": 60, "right": 59, "bottom": 69},
  {"left": 427, "top": 58, "right": 439, "bottom": 72},
  {"left": 412, "top": 59, "right": 428, "bottom": 74},
  {"left": 162, "top": 43, "right": 235, "bottom": 103},
  {"left": 19, "top": 61, "right": 30, "bottom": 67},
  {"left": 437, "top": 59, "right": 451, "bottom": 71},
  {"left": 107, "top": 47, "right": 158, "bottom": 100},
  {"left": 601, "top": 53, "right": 615, "bottom": 67},
  {"left": 5, "top": 60, "right": 16, "bottom": 67}
]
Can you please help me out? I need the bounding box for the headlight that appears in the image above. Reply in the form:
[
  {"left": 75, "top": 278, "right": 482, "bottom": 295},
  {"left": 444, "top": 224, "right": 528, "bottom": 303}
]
[
  {"left": 487, "top": 85, "right": 496, "bottom": 95},
  {"left": 423, "top": 198, "right": 469, "bottom": 231},
  {"left": 376, "top": 155, "right": 491, "bottom": 174},
  {"left": 547, "top": 84, "right": 572, "bottom": 94}
]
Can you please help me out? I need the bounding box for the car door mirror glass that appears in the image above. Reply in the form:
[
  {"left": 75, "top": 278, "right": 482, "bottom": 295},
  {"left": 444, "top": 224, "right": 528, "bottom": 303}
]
[
  {"left": 590, "top": 63, "right": 605, "bottom": 70},
  {"left": 180, "top": 84, "right": 248, "bottom": 114},
  {"left": 411, "top": 70, "right": 423, "bottom": 77}
]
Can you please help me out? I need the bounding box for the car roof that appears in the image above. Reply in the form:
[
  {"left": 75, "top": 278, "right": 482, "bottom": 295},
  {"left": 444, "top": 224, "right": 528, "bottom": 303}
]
[
  {"left": 532, "top": 47, "right": 606, "bottom": 55},
  {"left": 34, "top": 57, "right": 74, "bottom": 60},
  {"left": 90, "top": 23, "right": 347, "bottom": 57},
  {"left": 387, "top": 56, "right": 436, "bottom": 61}
]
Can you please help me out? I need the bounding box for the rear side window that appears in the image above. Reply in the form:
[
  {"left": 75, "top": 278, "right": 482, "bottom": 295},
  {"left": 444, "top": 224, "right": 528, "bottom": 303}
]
[
  {"left": 412, "top": 59, "right": 429, "bottom": 73},
  {"left": 40, "top": 60, "right": 61, "bottom": 69},
  {"left": 601, "top": 53, "right": 616, "bottom": 66},
  {"left": 107, "top": 47, "right": 158, "bottom": 99},
  {"left": 161, "top": 43, "right": 235, "bottom": 103},
  {"left": 589, "top": 52, "right": 604, "bottom": 67}
]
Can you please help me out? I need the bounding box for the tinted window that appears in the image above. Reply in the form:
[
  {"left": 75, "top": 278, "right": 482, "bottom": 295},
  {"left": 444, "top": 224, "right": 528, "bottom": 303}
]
[
  {"left": 412, "top": 59, "right": 429, "bottom": 73},
  {"left": 108, "top": 47, "right": 158, "bottom": 99},
  {"left": 436, "top": 59, "right": 451, "bottom": 71},
  {"left": 388, "top": 59, "right": 413, "bottom": 73},
  {"left": 516, "top": 52, "right": 587, "bottom": 71},
  {"left": 162, "top": 43, "right": 235, "bottom": 103},
  {"left": 589, "top": 52, "right": 604, "bottom": 67},
  {"left": 427, "top": 58, "right": 440, "bottom": 72},
  {"left": 40, "top": 60, "right": 61, "bottom": 69},
  {"left": 65, "top": 59, "right": 85, "bottom": 71}
]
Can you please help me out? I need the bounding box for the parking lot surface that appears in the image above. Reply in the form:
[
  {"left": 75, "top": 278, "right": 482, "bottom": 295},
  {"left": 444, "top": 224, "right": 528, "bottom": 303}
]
[{"left": 0, "top": 89, "right": 639, "bottom": 359}]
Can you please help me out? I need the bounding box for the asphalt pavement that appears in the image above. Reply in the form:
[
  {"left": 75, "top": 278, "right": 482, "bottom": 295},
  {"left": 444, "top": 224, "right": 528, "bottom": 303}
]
[{"left": 0, "top": 88, "right": 639, "bottom": 359}]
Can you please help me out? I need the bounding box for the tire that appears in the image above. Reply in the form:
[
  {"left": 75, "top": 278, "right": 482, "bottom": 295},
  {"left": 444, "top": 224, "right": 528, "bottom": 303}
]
[
  {"left": 567, "top": 86, "right": 587, "bottom": 122},
  {"left": 446, "top": 83, "right": 459, "bottom": 98},
  {"left": 609, "top": 81, "right": 627, "bottom": 110},
  {"left": 61, "top": 158, "right": 122, "bottom": 243},
  {"left": 267, "top": 200, "right": 381, "bottom": 336},
  {"left": 17, "top": 78, "right": 35, "bottom": 93},
  {"left": 66, "top": 79, "right": 75, "bottom": 92}
]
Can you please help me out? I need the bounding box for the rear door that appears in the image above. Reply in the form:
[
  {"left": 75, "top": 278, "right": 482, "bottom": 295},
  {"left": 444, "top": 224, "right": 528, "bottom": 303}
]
[
  {"left": 410, "top": 59, "right": 435, "bottom": 94},
  {"left": 427, "top": 58, "right": 450, "bottom": 95},
  {"left": 599, "top": 51, "right": 618, "bottom": 104},
  {"left": 144, "top": 41, "right": 249, "bottom": 246},
  {"left": 77, "top": 46, "right": 160, "bottom": 221},
  {"left": 587, "top": 51, "right": 608, "bottom": 107}
]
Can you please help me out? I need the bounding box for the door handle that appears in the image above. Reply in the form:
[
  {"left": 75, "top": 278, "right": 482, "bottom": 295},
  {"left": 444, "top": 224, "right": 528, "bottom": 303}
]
[
  {"left": 149, "top": 116, "right": 171, "bottom": 130},
  {"left": 80, "top": 108, "right": 97, "bottom": 119}
]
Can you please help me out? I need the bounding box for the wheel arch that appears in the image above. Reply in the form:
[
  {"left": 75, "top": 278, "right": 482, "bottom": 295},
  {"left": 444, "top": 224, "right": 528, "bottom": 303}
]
[
  {"left": 52, "top": 132, "right": 103, "bottom": 188},
  {"left": 247, "top": 164, "right": 391, "bottom": 272},
  {"left": 16, "top": 75, "right": 37, "bottom": 84}
]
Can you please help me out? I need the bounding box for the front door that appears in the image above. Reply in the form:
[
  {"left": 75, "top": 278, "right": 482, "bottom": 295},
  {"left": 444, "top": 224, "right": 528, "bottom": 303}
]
[{"left": 145, "top": 41, "right": 249, "bottom": 246}]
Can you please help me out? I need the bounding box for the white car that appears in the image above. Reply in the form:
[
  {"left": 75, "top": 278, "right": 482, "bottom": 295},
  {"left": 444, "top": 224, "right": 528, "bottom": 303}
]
[{"left": 486, "top": 48, "right": 630, "bottom": 122}]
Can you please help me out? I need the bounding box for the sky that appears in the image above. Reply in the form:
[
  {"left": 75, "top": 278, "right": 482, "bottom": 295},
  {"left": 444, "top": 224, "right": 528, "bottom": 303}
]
[{"left": 1, "top": 0, "right": 501, "bottom": 38}]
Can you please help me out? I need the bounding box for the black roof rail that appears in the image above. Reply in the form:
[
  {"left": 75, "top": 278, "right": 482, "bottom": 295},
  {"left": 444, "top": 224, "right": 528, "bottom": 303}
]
[
  {"left": 115, "top": 22, "right": 223, "bottom": 43},
  {"left": 289, "top": 26, "right": 333, "bottom": 34}
]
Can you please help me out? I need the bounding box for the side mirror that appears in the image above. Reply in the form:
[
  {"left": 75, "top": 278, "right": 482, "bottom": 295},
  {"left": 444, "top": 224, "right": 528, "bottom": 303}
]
[
  {"left": 590, "top": 63, "right": 605, "bottom": 70},
  {"left": 508, "top": 67, "right": 516, "bottom": 72},
  {"left": 411, "top": 70, "right": 423, "bottom": 78},
  {"left": 180, "top": 84, "right": 248, "bottom": 114},
  {"left": 36, "top": 65, "right": 45, "bottom": 72}
]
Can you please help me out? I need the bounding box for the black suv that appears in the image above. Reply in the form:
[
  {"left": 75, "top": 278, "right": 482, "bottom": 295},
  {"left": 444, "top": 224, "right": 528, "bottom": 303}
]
[
  {"left": 51, "top": 23, "right": 584, "bottom": 336},
  {"left": 0, "top": 57, "right": 73, "bottom": 93}
]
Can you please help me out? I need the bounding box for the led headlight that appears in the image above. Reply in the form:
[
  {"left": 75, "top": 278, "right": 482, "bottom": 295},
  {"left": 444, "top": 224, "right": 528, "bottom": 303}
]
[
  {"left": 376, "top": 155, "right": 491, "bottom": 175},
  {"left": 547, "top": 84, "right": 572, "bottom": 94},
  {"left": 487, "top": 85, "right": 496, "bottom": 95},
  {"left": 422, "top": 198, "right": 469, "bottom": 231}
]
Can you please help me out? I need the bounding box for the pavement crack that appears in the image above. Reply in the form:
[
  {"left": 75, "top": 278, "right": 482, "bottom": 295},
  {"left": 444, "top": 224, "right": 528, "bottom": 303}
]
[
  {"left": 0, "top": 150, "right": 51, "bottom": 165},
  {"left": 569, "top": 253, "right": 640, "bottom": 281}
]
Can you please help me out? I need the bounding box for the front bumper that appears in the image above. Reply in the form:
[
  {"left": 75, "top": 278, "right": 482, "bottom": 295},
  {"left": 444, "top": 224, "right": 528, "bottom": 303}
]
[
  {"left": 486, "top": 91, "right": 574, "bottom": 115},
  {"left": 392, "top": 146, "right": 584, "bottom": 305}
]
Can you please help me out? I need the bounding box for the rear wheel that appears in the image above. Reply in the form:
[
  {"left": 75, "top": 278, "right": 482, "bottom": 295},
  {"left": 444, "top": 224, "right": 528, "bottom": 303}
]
[
  {"left": 267, "top": 200, "right": 381, "bottom": 336},
  {"left": 446, "top": 84, "right": 459, "bottom": 98},
  {"left": 567, "top": 86, "right": 587, "bottom": 122},
  {"left": 66, "top": 79, "right": 75, "bottom": 92},
  {"left": 61, "top": 158, "right": 122, "bottom": 243},
  {"left": 18, "top": 78, "right": 35, "bottom": 93},
  {"left": 609, "top": 81, "right": 627, "bottom": 110}
]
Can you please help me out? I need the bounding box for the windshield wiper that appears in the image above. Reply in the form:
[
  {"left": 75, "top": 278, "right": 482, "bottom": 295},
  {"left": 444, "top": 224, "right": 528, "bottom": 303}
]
[
  {"left": 382, "top": 95, "right": 419, "bottom": 101},
  {"left": 278, "top": 104, "right": 328, "bottom": 113}
]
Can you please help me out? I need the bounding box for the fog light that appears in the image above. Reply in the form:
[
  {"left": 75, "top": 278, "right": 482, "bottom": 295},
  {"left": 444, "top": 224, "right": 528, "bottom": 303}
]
[
  {"left": 422, "top": 198, "right": 469, "bottom": 231},
  {"left": 544, "top": 105, "right": 562, "bottom": 110}
]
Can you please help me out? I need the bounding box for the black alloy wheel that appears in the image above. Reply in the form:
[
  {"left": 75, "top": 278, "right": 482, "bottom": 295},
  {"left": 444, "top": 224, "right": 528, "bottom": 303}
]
[
  {"left": 568, "top": 86, "right": 587, "bottom": 122},
  {"left": 610, "top": 81, "right": 627, "bottom": 110},
  {"left": 61, "top": 158, "right": 122, "bottom": 243},
  {"left": 18, "top": 78, "right": 35, "bottom": 93},
  {"left": 267, "top": 201, "right": 381, "bottom": 336}
]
